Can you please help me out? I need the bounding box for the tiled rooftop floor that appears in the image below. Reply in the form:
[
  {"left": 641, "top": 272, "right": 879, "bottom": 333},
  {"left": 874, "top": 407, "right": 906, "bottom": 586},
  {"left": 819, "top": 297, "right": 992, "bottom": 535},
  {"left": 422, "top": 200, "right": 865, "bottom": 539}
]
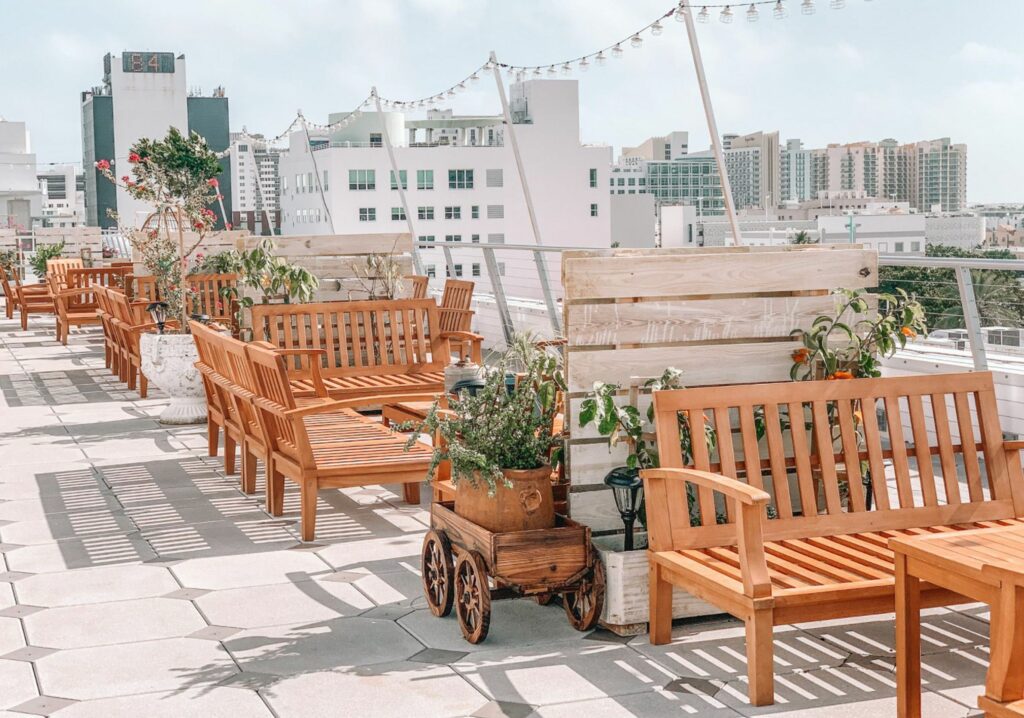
[{"left": 0, "top": 316, "right": 990, "bottom": 717}]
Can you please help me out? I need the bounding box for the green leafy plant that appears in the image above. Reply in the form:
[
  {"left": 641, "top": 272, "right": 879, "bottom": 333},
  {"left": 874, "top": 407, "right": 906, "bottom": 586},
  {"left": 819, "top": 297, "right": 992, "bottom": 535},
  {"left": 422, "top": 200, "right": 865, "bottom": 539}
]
[
  {"left": 191, "top": 250, "right": 242, "bottom": 275},
  {"left": 789, "top": 287, "right": 927, "bottom": 381},
  {"left": 29, "top": 240, "right": 66, "bottom": 278},
  {"left": 790, "top": 230, "right": 817, "bottom": 245},
  {"left": 0, "top": 249, "right": 18, "bottom": 272},
  {"left": 407, "top": 338, "right": 564, "bottom": 495},
  {"left": 348, "top": 253, "right": 404, "bottom": 300}
]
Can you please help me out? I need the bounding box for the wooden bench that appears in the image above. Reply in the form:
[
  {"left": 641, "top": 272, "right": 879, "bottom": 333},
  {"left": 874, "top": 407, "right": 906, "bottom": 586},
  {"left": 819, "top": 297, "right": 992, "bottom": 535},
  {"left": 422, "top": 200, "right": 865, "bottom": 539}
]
[
  {"left": 127, "top": 273, "right": 238, "bottom": 325},
  {"left": 50, "top": 267, "right": 130, "bottom": 344},
  {"left": 45, "top": 257, "right": 84, "bottom": 288},
  {"left": 642, "top": 372, "right": 1024, "bottom": 706},
  {"left": 250, "top": 298, "right": 482, "bottom": 402}
]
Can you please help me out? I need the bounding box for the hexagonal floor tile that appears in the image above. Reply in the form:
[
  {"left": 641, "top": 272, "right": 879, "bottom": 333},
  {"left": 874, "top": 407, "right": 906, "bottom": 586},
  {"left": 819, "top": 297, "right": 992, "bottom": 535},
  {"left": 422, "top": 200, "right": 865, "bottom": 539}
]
[
  {"left": 223, "top": 617, "right": 424, "bottom": 676},
  {"left": 34, "top": 638, "right": 238, "bottom": 701},
  {"left": 0, "top": 618, "right": 24, "bottom": 655},
  {"left": 171, "top": 550, "right": 329, "bottom": 591},
  {"left": 51, "top": 687, "right": 272, "bottom": 718},
  {"left": 24, "top": 597, "right": 206, "bottom": 649},
  {"left": 194, "top": 578, "right": 373, "bottom": 630},
  {"left": 263, "top": 662, "right": 486, "bottom": 718},
  {"left": 0, "top": 658, "right": 38, "bottom": 711},
  {"left": 16, "top": 564, "right": 179, "bottom": 607}
]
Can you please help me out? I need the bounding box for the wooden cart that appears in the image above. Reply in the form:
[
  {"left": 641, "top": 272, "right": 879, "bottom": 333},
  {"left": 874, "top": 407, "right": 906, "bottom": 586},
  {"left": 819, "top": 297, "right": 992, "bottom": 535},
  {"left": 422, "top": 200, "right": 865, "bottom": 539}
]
[{"left": 421, "top": 501, "right": 605, "bottom": 643}]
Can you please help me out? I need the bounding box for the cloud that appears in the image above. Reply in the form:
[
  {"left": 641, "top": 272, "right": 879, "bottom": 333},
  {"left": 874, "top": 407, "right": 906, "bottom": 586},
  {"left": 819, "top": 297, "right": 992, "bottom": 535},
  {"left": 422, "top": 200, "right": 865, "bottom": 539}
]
[{"left": 955, "top": 41, "right": 1023, "bottom": 70}]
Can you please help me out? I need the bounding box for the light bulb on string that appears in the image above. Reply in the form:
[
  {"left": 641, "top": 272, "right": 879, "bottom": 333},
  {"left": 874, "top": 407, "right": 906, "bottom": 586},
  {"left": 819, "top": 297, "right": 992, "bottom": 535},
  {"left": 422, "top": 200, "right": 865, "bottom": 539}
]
[
  {"left": 829, "top": 0, "right": 845, "bottom": 7},
  {"left": 456, "top": 81, "right": 467, "bottom": 92},
  {"left": 547, "top": 65, "right": 558, "bottom": 76},
  {"left": 595, "top": 51, "right": 607, "bottom": 66},
  {"left": 506, "top": 65, "right": 515, "bottom": 77},
  {"left": 630, "top": 33, "right": 643, "bottom": 48},
  {"left": 483, "top": 61, "right": 494, "bottom": 71},
  {"left": 674, "top": 3, "right": 688, "bottom": 22},
  {"left": 561, "top": 62, "right": 572, "bottom": 75},
  {"left": 612, "top": 43, "right": 624, "bottom": 59},
  {"left": 801, "top": 0, "right": 815, "bottom": 14},
  {"left": 578, "top": 57, "right": 590, "bottom": 72},
  {"left": 720, "top": 5, "right": 734, "bottom": 22},
  {"left": 773, "top": 0, "right": 787, "bottom": 18},
  {"left": 447, "top": 88, "right": 456, "bottom": 97},
  {"left": 650, "top": 20, "right": 663, "bottom": 35},
  {"left": 697, "top": 6, "right": 710, "bottom": 22},
  {"left": 746, "top": 3, "right": 759, "bottom": 21},
  {"left": 532, "top": 67, "right": 542, "bottom": 77},
  {"left": 470, "top": 72, "right": 480, "bottom": 83}
]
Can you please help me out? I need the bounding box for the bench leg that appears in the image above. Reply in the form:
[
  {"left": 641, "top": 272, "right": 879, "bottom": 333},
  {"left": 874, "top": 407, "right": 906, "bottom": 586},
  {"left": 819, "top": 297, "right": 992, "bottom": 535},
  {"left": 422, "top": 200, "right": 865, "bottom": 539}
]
[
  {"left": 240, "top": 445, "right": 257, "bottom": 495},
  {"left": 746, "top": 607, "right": 775, "bottom": 706},
  {"left": 300, "top": 476, "right": 318, "bottom": 542},
  {"left": 403, "top": 482, "right": 421, "bottom": 505},
  {"left": 986, "top": 581, "right": 1024, "bottom": 705},
  {"left": 649, "top": 562, "right": 673, "bottom": 645},
  {"left": 138, "top": 372, "right": 147, "bottom": 399},
  {"left": 267, "top": 463, "right": 285, "bottom": 517},
  {"left": 224, "top": 432, "right": 236, "bottom": 475},
  {"left": 895, "top": 553, "right": 921, "bottom": 718},
  {"left": 207, "top": 417, "right": 219, "bottom": 457}
]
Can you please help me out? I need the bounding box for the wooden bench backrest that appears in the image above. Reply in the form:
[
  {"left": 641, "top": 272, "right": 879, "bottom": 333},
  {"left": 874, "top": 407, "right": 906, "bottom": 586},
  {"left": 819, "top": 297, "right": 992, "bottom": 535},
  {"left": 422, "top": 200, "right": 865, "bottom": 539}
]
[
  {"left": 0, "top": 266, "right": 15, "bottom": 298},
  {"left": 60, "top": 267, "right": 130, "bottom": 311},
  {"left": 250, "top": 298, "right": 449, "bottom": 379},
  {"left": 127, "top": 275, "right": 159, "bottom": 302},
  {"left": 244, "top": 341, "right": 309, "bottom": 467},
  {"left": 646, "top": 372, "right": 1019, "bottom": 552},
  {"left": 127, "top": 274, "right": 236, "bottom": 323},
  {"left": 438, "top": 279, "right": 474, "bottom": 333},
  {"left": 189, "top": 322, "right": 235, "bottom": 426},
  {"left": 204, "top": 325, "right": 265, "bottom": 447},
  {"left": 405, "top": 275, "right": 429, "bottom": 300},
  {"left": 46, "top": 258, "right": 83, "bottom": 285}
]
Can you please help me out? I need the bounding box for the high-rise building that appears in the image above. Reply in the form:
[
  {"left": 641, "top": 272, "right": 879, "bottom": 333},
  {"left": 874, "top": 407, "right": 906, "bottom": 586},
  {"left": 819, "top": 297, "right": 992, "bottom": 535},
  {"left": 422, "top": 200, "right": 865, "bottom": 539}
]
[
  {"left": 229, "top": 132, "right": 281, "bottom": 235},
  {"left": 80, "top": 52, "right": 232, "bottom": 229},
  {"left": 722, "top": 131, "right": 780, "bottom": 210},
  {"left": 780, "top": 139, "right": 812, "bottom": 202},
  {"left": 277, "top": 79, "right": 611, "bottom": 300},
  {"left": 906, "top": 137, "right": 967, "bottom": 213},
  {"left": 37, "top": 166, "right": 86, "bottom": 228},
  {"left": 622, "top": 131, "right": 689, "bottom": 161},
  {"left": 0, "top": 120, "right": 42, "bottom": 229}
]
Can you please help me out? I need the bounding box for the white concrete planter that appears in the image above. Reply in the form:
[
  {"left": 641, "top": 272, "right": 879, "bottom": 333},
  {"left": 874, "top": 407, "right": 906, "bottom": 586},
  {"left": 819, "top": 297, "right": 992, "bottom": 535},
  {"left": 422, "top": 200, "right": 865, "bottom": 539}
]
[
  {"left": 139, "top": 332, "right": 206, "bottom": 425},
  {"left": 594, "top": 534, "right": 721, "bottom": 636}
]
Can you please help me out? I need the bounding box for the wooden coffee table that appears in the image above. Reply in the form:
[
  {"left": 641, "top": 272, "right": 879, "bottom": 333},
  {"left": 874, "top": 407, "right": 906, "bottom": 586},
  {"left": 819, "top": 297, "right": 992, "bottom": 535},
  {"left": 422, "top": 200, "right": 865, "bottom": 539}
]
[{"left": 891, "top": 525, "right": 1024, "bottom": 718}]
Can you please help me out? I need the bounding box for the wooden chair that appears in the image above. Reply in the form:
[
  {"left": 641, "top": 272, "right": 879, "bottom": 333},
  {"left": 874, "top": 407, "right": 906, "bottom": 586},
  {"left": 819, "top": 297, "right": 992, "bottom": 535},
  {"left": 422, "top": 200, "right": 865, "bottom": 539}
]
[
  {"left": 49, "top": 267, "right": 130, "bottom": 344},
  {"left": 404, "top": 274, "right": 429, "bottom": 300},
  {"left": 94, "top": 286, "right": 120, "bottom": 373},
  {"left": 190, "top": 322, "right": 240, "bottom": 478},
  {"left": 438, "top": 279, "right": 478, "bottom": 362},
  {"left": 244, "top": 340, "right": 438, "bottom": 541},
  {"left": 45, "top": 257, "right": 84, "bottom": 288},
  {"left": 1, "top": 265, "right": 52, "bottom": 328},
  {"left": 126, "top": 274, "right": 159, "bottom": 302},
  {"left": 106, "top": 289, "right": 162, "bottom": 397},
  {"left": 186, "top": 273, "right": 238, "bottom": 324},
  {"left": 642, "top": 371, "right": 1024, "bottom": 706},
  {"left": 250, "top": 298, "right": 483, "bottom": 402}
]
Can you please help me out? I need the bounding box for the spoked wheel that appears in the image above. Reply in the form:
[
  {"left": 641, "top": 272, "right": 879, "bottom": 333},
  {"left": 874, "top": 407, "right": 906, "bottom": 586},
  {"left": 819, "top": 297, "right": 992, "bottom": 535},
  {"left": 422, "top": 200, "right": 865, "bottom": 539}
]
[
  {"left": 454, "top": 550, "right": 491, "bottom": 644},
  {"left": 421, "top": 529, "right": 454, "bottom": 617},
  {"left": 564, "top": 550, "right": 606, "bottom": 631}
]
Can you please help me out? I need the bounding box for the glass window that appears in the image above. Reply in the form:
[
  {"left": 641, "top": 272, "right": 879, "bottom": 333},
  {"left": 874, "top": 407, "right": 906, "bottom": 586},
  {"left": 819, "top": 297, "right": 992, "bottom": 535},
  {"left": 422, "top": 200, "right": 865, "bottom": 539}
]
[
  {"left": 369, "top": 133, "right": 382, "bottom": 148},
  {"left": 589, "top": 168, "right": 598, "bottom": 188},
  {"left": 417, "top": 206, "right": 434, "bottom": 220},
  {"left": 471, "top": 234, "right": 480, "bottom": 243},
  {"left": 445, "top": 234, "right": 462, "bottom": 243},
  {"left": 390, "top": 170, "right": 407, "bottom": 190},
  {"left": 445, "top": 206, "right": 461, "bottom": 220},
  {"left": 323, "top": 170, "right": 328, "bottom": 191},
  {"left": 446, "top": 263, "right": 464, "bottom": 278},
  {"left": 359, "top": 207, "right": 376, "bottom": 221},
  {"left": 590, "top": 203, "right": 598, "bottom": 217},
  {"left": 449, "top": 169, "right": 474, "bottom": 189},
  {"left": 471, "top": 205, "right": 479, "bottom": 219},
  {"left": 472, "top": 263, "right": 481, "bottom": 277},
  {"left": 416, "top": 170, "right": 434, "bottom": 190},
  {"left": 348, "top": 169, "right": 375, "bottom": 190},
  {"left": 391, "top": 207, "right": 406, "bottom": 221},
  {"left": 426, "top": 264, "right": 436, "bottom": 278}
]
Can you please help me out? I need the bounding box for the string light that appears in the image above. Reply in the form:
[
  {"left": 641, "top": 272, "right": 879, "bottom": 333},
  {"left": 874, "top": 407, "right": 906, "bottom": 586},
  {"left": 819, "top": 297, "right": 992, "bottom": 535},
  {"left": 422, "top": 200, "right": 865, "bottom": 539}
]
[
  {"left": 720, "top": 5, "right": 734, "bottom": 22},
  {"left": 675, "top": 3, "right": 688, "bottom": 21},
  {"left": 801, "top": 0, "right": 816, "bottom": 13},
  {"left": 774, "top": 0, "right": 788, "bottom": 18},
  {"left": 612, "top": 43, "right": 624, "bottom": 58},
  {"left": 630, "top": 33, "right": 644, "bottom": 48},
  {"left": 746, "top": 3, "right": 759, "bottom": 21},
  {"left": 830, "top": 0, "right": 845, "bottom": 6},
  {"left": 698, "top": 6, "right": 710, "bottom": 22},
  {"left": 596, "top": 51, "right": 607, "bottom": 65},
  {"left": 650, "top": 20, "right": 664, "bottom": 35}
]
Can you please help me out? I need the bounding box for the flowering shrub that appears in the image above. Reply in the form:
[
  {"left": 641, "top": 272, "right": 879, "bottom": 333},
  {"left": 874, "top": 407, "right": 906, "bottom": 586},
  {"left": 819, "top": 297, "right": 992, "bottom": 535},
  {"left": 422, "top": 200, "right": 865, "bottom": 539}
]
[{"left": 96, "top": 128, "right": 226, "bottom": 331}]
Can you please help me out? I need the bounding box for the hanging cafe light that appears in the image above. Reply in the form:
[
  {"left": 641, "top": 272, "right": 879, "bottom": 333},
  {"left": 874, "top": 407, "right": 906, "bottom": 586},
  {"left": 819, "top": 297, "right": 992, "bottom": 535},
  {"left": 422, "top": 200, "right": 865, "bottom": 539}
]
[
  {"left": 774, "top": 0, "right": 788, "bottom": 18},
  {"left": 697, "top": 6, "right": 710, "bottom": 22},
  {"left": 801, "top": 0, "right": 816, "bottom": 14},
  {"left": 720, "top": 5, "right": 734, "bottom": 22},
  {"left": 746, "top": 3, "right": 759, "bottom": 21}
]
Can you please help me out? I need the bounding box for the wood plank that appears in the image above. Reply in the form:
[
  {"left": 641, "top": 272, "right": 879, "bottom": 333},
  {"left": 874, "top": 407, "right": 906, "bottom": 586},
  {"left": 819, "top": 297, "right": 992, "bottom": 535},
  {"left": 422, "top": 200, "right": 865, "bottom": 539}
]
[
  {"left": 763, "top": 402, "right": 793, "bottom": 520},
  {"left": 907, "top": 394, "right": 939, "bottom": 507},
  {"left": 884, "top": 394, "right": 915, "bottom": 509},
  {"left": 930, "top": 393, "right": 962, "bottom": 505},
  {"left": 563, "top": 247, "right": 877, "bottom": 300},
  {"left": 811, "top": 400, "right": 842, "bottom": 515},
  {"left": 836, "top": 398, "right": 867, "bottom": 513},
  {"left": 788, "top": 402, "right": 817, "bottom": 518},
  {"left": 954, "top": 392, "right": 984, "bottom": 502}
]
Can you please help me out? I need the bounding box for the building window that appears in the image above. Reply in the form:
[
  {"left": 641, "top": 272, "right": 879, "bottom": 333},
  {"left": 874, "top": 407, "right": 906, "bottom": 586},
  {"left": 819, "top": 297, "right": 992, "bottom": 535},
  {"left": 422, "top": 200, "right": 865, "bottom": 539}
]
[
  {"left": 471, "top": 234, "right": 480, "bottom": 243},
  {"left": 486, "top": 169, "right": 503, "bottom": 188},
  {"left": 391, "top": 207, "right": 406, "bottom": 221},
  {"left": 359, "top": 208, "right": 376, "bottom": 222},
  {"left": 590, "top": 203, "right": 599, "bottom": 217},
  {"left": 369, "top": 133, "right": 382, "bottom": 148},
  {"left": 390, "top": 170, "right": 408, "bottom": 190},
  {"left": 895, "top": 241, "right": 905, "bottom": 253},
  {"left": 417, "top": 235, "right": 435, "bottom": 246},
  {"left": 589, "top": 168, "right": 598, "bottom": 188},
  {"left": 449, "top": 169, "right": 474, "bottom": 189},
  {"left": 426, "top": 264, "right": 436, "bottom": 278},
  {"left": 472, "top": 263, "right": 481, "bottom": 277},
  {"left": 446, "top": 264, "right": 464, "bottom": 278},
  {"left": 617, "top": 178, "right": 624, "bottom": 186},
  {"left": 323, "top": 170, "right": 329, "bottom": 191},
  {"left": 445, "top": 206, "right": 461, "bottom": 220},
  {"left": 418, "top": 206, "right": 434, "bottom": 220},
  {"left": 417, "top": 170, "right": 434, "bottom": 190},
  {"left": 911, "top": 241, "right": 921, "bottom": 252},
  {"left": 487, "top": 205, "right": 504, "bottom": 219},
  {"left": 349, "top": 169, "right": 375, "bottom": 190},
  {"left": 445, "top": 234, "right": 462, "bottom": 243},
  {"left": 471, "top": 205, "right": 479, "bottom": 219},
  {"left": 497, "top": 262, "right": 506, "bottom": 276}
]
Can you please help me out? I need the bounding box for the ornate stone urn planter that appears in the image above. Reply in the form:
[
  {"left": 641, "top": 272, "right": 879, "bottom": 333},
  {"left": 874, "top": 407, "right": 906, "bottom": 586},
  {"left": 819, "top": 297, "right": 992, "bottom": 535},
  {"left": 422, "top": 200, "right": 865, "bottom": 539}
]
[{"left": 139, "top": 332, "right": 205, "bottom": 425}]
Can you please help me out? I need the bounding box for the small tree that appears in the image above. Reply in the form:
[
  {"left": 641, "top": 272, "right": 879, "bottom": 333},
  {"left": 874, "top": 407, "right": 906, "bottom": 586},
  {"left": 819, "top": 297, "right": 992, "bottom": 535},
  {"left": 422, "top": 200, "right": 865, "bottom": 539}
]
[{"left": 96, "top": 128, "right": 226, "bottom": 332}]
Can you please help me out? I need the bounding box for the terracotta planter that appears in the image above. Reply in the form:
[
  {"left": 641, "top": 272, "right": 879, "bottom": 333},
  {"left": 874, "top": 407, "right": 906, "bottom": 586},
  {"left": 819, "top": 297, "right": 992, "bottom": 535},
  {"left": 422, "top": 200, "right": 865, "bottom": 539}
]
[{"left": 455, "top": 466, "right": 555, "bottom": 533}]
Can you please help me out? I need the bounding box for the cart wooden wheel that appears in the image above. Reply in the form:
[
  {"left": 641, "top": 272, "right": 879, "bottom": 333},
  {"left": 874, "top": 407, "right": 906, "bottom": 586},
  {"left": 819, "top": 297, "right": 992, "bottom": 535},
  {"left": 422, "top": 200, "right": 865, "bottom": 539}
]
[
  {"left": 454, "top": 550, "right": 491, "bottom": 644},
  {"left": 421, "top": 529, "right": 454, "bottom": 617},
  {"left": 564, "top": 551, "right": 605, "bottom": 631}
]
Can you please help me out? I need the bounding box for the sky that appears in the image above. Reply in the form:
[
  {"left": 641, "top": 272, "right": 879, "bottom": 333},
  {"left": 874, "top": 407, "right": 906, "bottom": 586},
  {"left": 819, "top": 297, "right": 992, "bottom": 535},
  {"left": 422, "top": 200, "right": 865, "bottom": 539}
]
[{"left": 3, "top": 0, "right": 1023, "bottom": 203}]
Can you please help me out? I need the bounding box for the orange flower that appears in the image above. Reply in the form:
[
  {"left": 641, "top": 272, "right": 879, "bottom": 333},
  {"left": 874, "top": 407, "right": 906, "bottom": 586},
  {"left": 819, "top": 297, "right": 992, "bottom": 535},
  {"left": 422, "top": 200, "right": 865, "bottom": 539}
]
[
  {"left": 827, "top": 370, "right": 854, "bottom": 380},
  {"left": 901, "top": 326, "right": 917, "bottom": 338},
  {"left": 791, "top": 348, "right": 810, "bottom": 364},
  {"left": 852, "top": 410, "right": 863, "bottom": 424}
]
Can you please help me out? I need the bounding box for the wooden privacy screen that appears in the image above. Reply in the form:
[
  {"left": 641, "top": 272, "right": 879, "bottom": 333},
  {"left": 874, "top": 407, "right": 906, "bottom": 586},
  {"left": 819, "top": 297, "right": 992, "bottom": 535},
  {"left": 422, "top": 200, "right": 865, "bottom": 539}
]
[{"left": 562, "top": 245, "right": 878, "bottom": 532}]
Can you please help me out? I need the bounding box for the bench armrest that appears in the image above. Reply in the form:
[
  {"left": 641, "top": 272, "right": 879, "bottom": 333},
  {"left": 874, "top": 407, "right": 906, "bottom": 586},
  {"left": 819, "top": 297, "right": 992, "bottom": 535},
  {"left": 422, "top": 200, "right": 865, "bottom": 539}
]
[
  {"left": 281, "top": 392, "right": 443, "bottom": 420},
  {"left": 642, "top": 467, "right": 772, "bottom": 600},
  {"left": 272, "top": 347, "right": 329, "bottom": 398},
  {"left": 1005, "top": 440, "right": 1024, "bottom": 452},
  {"left": 641, "top": 468, "right": 771, "bottom": 505},
  {"left": 441, "top": 330, "right": 484, "bottom": 364}
]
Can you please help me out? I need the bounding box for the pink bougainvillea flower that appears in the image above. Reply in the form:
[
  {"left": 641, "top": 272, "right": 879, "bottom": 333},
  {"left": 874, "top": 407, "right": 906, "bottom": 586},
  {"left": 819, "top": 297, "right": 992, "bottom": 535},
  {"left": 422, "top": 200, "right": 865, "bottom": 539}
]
[
  {"left": 225, "top": 222, "right": 232, "bottom": 230},
  {"left": 201, "top": 208, "right": 216, "bottom": 218},
  {"left": 121, "top": 175, "right": 130, "bottom": 182},
  {"left": 216, "top": 194, "right": 223, "bottom": 200},
  {"left": 128, "top": 152, "right": 141, "bottom": 163},
  {"left": 95, "top": 159, "right": 110, "bottom": 171},
  {"left": 207, "top": 178, "right": 219, "bottom": 187}
]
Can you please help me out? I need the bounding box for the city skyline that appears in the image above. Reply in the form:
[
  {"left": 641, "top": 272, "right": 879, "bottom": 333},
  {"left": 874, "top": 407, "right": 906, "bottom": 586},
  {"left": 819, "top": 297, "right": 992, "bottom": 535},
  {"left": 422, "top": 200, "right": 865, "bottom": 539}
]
[{"left": 2, "top": 0, "right": 1022, "bottom": 202}]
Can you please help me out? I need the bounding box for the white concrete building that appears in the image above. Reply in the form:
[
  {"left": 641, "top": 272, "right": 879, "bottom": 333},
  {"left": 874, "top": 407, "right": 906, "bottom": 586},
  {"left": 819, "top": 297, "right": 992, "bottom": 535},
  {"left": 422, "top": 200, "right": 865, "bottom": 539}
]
[
  {"left": 0, "top": 120, "right": 42, "bottom": 229},
  {"left": 229, "top": 132, "right": 281, "bottom": 235},
  {"left": 37, "top": 166, "right": 86, "bottom": 229},
  {"left": 278, "top": 79, "right": 611, "bottom": 301},
  {"left": 924, "top": 214, "right": 985, "bottom": 250},
  {"left": 722, "top": 131, "right": 780, "bottom": 211},
  {"left": 819, "top": 212, "right": 926, "bottom": 254}
]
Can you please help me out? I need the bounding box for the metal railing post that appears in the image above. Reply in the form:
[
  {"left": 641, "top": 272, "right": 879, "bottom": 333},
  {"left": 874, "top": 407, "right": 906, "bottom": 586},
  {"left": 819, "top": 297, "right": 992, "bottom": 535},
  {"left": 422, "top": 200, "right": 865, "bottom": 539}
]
[
  {"left": 533, "top": 250, "right": 562, "bottom": 335},
  {"left": 482, "top": 246, "right": 515, "bottom": 347},
  {"left": 954, "top": 265, "right": 989, "bottom": 371}
]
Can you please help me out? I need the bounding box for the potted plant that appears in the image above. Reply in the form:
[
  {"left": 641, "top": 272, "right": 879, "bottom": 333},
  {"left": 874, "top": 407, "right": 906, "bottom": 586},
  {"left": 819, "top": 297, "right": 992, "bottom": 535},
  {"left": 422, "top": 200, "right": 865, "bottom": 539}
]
[
  {"left": 96, "top": 128, "right": 227, "bottom": 424},
  {"left": 28, "top": 240, "right": 65, "bottom": 281},
  {"left": 409, "top": 338, "right": 564, "bottom": 532},
  {"left": 347, "top": 252, "right": 405, "bottom": 300}
]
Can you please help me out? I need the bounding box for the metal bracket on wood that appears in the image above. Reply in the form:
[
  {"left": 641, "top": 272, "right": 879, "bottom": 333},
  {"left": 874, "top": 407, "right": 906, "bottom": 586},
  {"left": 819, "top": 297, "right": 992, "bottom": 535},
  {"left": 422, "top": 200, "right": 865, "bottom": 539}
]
[
  {"left": 483, "top": 246, "right": 515, "bottom": 347},
  {"left": 955, "top": 265, "right": 989, "bottom": 371}
]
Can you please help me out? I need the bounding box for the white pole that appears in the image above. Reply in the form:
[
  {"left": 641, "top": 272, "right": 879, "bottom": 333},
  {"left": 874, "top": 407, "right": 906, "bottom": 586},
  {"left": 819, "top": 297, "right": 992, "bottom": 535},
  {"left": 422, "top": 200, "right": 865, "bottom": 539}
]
[
  {"left": 489, "top": 52, "right": 561, "bottom": 334},
  {"left": 680, "top": 1, "right": 743, "bottom": 246},
  {"left": 372, "top": 88, "right": 428, "bottom": 276}
]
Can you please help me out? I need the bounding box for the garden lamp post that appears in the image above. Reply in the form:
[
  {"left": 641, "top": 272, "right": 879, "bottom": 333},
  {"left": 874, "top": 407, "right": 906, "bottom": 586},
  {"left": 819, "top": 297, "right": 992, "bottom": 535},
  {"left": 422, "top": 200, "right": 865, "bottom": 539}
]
[
  {"left": 604, "top": 467, "right": 644, "bottom": 551},
  {"left": 146, "top": 301, "right": 169, "bottom": 334}
]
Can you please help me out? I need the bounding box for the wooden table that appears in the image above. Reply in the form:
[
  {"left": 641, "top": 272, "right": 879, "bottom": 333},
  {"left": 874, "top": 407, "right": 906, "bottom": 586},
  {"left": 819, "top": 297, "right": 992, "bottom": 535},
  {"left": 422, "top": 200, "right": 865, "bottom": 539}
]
[{"left": 892, "top": 525, "right": 1024, "bottom": 718}]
